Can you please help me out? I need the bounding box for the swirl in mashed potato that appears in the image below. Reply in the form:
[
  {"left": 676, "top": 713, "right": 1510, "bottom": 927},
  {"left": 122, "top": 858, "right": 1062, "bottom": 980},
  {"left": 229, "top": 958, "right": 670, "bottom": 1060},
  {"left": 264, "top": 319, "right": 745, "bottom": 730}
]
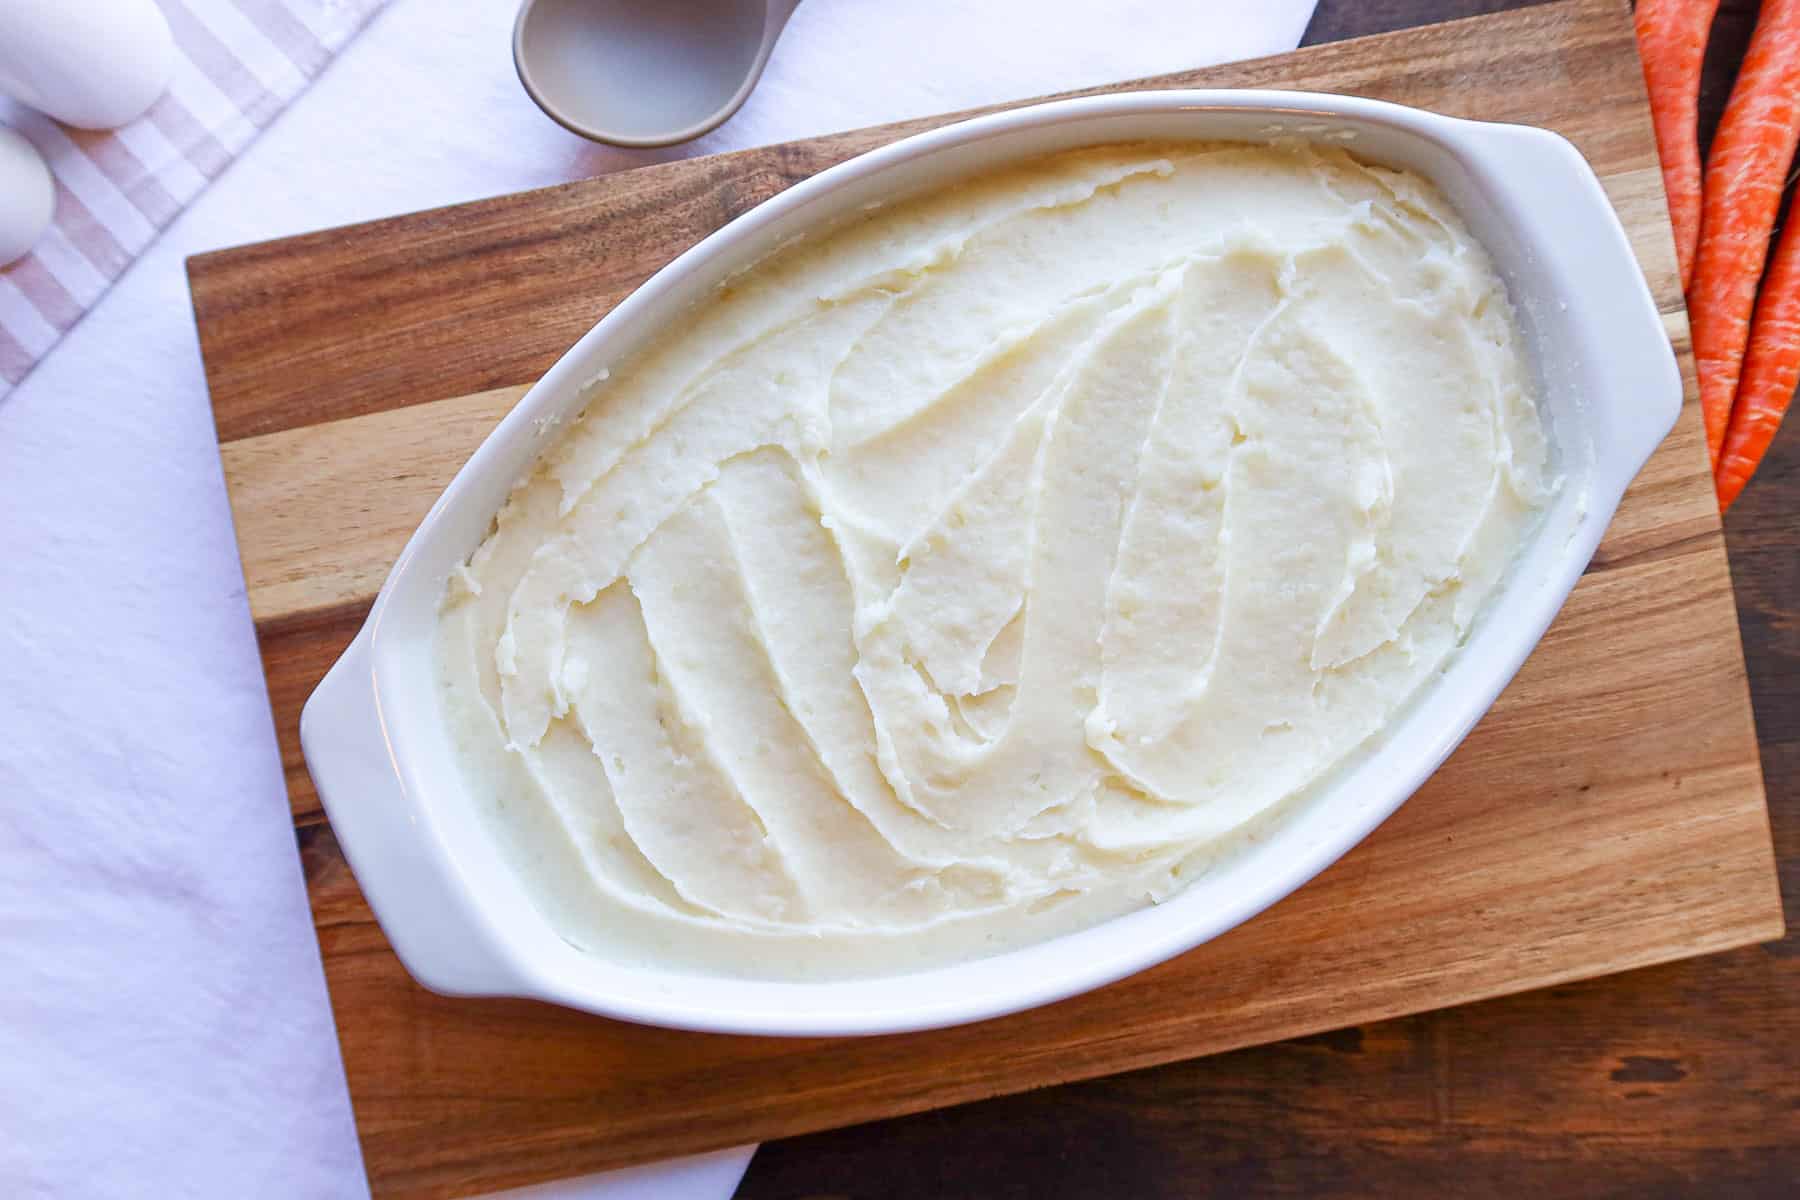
[{"left": 437, "top": 141, "right": 1551, "bottom": 978}]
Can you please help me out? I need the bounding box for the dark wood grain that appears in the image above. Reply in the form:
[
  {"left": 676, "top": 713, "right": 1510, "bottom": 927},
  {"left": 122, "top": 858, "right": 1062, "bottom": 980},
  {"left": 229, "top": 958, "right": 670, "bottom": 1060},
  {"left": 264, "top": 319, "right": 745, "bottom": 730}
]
[{"left": 737, "top": 2, "right": 1800, "bottom": 1197}]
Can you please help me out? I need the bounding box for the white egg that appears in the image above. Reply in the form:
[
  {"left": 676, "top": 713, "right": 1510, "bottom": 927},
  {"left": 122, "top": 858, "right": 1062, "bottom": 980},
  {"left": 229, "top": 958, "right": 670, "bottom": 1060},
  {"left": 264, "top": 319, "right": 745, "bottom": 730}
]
[
  {"left": 0, "top": 0, "right": 174, "bottom": 130},
  {"left": 0, "top": 126, "right": 54, "bottom": 267}
]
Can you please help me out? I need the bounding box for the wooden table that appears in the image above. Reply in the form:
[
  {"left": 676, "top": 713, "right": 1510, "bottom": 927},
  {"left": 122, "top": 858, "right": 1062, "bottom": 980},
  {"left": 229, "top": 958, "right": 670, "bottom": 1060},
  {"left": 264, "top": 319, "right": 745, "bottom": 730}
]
[{"left": 735, "top": 2, "right": 1800, "bottom": 1195}]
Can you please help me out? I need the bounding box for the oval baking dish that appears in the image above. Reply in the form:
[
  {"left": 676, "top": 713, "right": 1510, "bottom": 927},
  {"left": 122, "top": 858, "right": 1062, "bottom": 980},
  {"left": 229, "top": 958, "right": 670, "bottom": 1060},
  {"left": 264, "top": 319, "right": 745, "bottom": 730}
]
[{"left": 300, "top": 90, "right": 1680, "bottom": 1037}]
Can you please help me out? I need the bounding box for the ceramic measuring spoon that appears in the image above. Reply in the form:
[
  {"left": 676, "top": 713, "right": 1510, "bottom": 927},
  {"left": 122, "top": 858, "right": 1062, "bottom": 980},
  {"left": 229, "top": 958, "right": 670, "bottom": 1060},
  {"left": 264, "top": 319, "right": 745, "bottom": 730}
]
[{"left": 513, "top": 0, "right": 801, "bottom": 148}]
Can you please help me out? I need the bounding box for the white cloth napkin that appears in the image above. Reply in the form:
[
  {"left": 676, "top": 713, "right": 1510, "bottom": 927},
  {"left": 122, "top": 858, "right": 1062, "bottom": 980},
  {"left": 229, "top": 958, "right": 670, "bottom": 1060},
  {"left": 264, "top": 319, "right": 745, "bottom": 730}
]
[{"left": 0, "top": 2, "right": 1317, "bottom": 1196}]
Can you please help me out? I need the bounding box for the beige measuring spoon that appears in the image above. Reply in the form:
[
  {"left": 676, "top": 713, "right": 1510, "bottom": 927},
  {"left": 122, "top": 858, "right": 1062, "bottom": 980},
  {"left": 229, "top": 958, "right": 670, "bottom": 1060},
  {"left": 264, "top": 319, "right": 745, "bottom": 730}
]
[{"left": 513, "top": 0, "right": 802, "bottom": 148}]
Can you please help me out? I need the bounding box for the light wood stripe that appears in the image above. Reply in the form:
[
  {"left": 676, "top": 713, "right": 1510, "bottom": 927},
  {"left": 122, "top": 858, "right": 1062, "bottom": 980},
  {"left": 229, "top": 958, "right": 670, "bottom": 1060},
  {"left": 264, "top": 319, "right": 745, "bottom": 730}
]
[{"left": 223, "top": 384, "right": 528, "bottom": 624}]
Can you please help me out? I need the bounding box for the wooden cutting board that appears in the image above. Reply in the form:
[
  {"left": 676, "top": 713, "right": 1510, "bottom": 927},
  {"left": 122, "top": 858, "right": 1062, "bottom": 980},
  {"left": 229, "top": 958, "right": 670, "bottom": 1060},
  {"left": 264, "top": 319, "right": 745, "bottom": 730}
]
[{"left": 186, "top": 2, "right": 1784, "bottom": 1196}]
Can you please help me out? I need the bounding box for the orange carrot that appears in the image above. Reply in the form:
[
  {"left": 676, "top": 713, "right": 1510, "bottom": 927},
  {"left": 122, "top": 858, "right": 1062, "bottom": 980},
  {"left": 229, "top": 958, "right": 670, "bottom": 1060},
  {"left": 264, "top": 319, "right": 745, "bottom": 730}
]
[
  {"left": 1636, "top": 0, "right": 1722, "bottom": 291},
  {"left": 1716, "top": 194, "right": 1800, "bottom": 510},
  {"left": 1691, "top": 0, "right": 1800, "bottom": 468}
]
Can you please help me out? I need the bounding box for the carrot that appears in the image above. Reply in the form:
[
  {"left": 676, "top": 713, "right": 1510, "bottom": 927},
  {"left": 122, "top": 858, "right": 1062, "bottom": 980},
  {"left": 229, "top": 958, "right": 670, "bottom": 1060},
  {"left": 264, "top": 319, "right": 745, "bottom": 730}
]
[
  {"left": 1636, "top": 0, "right": 1722, "bottom": 291},
  {"left": 1716, "top": 194, "right": 1800, "bottom": 510},
  {"left": 1690, "top": 0, "right": 1800, "bottom": 469}
]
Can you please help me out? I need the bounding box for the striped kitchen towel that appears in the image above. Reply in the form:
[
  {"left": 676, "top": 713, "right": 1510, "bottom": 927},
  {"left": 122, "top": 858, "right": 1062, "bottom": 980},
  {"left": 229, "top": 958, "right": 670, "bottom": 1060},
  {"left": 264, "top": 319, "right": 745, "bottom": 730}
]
[{"left": 0, "top": 0, "right": 387, "bottom": 399}]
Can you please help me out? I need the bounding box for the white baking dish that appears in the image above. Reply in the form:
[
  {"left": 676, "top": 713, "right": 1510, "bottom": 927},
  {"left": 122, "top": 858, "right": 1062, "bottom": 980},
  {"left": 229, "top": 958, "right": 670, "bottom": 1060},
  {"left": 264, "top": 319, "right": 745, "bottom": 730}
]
[{"left": 300, "top": 90, "right": 1679, "bottom": 1037}]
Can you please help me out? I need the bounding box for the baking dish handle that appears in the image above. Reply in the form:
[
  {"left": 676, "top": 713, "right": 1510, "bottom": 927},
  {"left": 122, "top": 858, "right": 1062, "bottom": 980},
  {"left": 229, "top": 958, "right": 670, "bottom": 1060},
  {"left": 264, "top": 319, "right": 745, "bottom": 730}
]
[
  {"left": 1454, "top": 120, "right": 1683, "bottom": 482},
  {"left": 299, "top": 627, "right": 518, "bottom": 997}
]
